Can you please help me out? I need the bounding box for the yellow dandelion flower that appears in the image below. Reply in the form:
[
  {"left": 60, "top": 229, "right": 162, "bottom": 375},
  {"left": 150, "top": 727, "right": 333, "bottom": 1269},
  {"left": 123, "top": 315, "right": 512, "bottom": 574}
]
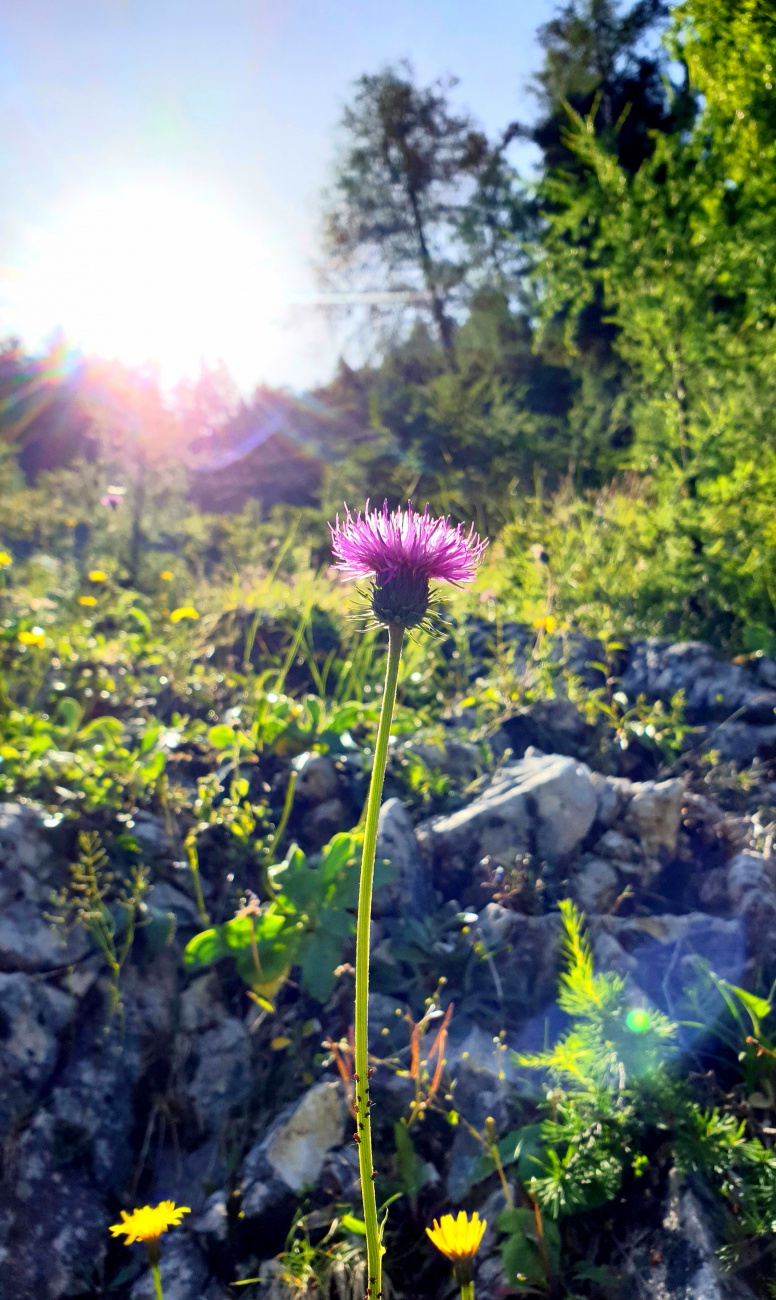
[
  {"left": 88, "top": 569, "right": 108, "bottom": 583},
  {"left": 170, "top": 606, "right": 199, "bottom": 623},
  {"left": 160, "top": 570, "right": 174, "bottom": 581},
  {"left": 79, "top": 595, "right": 97, "bottom": 607},
  {"left": 426, "top": 1210, "right": 487, "bottom": 1262},
  {"left": 109, "top": 1201, "right": 190, "bottom": 1246},
  {"left": 18, "top": 628, "right": 46, "bottom": 648},
  {"left": 0, "top": 551, "right": 12, "bottom": 567},
  {"left": 532, "top": 615, "right": 556, "bottom": 634}
]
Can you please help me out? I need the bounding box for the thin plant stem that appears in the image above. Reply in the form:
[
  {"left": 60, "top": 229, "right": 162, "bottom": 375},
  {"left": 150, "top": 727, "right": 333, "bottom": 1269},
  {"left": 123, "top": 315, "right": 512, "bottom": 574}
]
[
  {"left": 266, "top": 768, "right": 297, "bottom": 863},
  {"left": 355, "top": 622, "right": 404, "bottom": 1297},
  {"left": 184, "top": 830, "right": 210, "bottom": 927},
  {"left": 459, "top": 1281, "right": 474, "bottom": 1300},
  {"left": 150, "top": 1260, "right": 164, "bottom": 1300}
]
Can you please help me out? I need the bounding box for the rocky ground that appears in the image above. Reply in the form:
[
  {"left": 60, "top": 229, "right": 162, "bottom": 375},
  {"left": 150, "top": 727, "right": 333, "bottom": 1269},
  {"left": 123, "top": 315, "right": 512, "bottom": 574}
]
[{"left": 3, "top": 633, "right": 776, "bottom": 1299}]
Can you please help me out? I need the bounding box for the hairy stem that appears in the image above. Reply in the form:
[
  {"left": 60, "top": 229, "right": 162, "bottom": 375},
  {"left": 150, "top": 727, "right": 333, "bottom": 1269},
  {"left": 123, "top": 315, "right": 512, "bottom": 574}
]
[{"left": 355, "top": 622, "right": 404, "bottom": 1297}]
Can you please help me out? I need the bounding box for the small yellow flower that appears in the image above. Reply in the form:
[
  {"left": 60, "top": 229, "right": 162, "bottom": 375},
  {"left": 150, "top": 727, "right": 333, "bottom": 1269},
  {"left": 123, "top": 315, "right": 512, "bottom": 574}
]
[
  {"left": 88, "top": 569, "right": 108, "bottom": 583},
  {"left": 79, "top": 595, "right": 97, "bottom": 607},
  {"left": 170, "top": 606, "right": 199, "bottom": 623},
  {"left": 64, "top": 517, "right": 77, "bottom": 528},
  {"left": 160, "top": 570, "right": 174, "bottom": 581},
  {"left": 0, "top": 551, "right": 12, "bottom": 567},
  {"left": 109, "top": 1201, "right": 190, "bottom": 1246},
  {"left": 18, "top": 628, "right": 46, "bottom": 648},
  {"left": 533, "top": 615, "right": 556, "bottom": 634},
  {"left": 426, "top": 1210, "right": 487, "bottom": 1262}
]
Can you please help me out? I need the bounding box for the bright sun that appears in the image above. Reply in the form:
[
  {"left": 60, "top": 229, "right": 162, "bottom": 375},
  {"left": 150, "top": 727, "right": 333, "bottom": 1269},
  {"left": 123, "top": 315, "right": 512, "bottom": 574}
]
[{"left": 6, "top": 183, "right": 291, "bottom": 386}]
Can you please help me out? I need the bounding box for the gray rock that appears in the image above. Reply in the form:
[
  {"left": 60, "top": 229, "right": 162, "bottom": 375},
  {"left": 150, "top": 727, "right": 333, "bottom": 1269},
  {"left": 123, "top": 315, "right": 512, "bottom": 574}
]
[
  {"left": 185, "top": 1015, "right": 252, "bottom": 1135},
  {"left": 596, "top": 829, "right": 641, "bottom": 863},
  {"left": 417, "top": 754, "right": 597, "bottom": 892},
  {"left": 623, "top": 1174, "right": 757, "bottom": 1299},
  {"left": 596, "top": 913, "right": 745, "bottom": 1008},
  {"left": 130, "top": 1234, "right": 215, "bottom": 1300},
  {"left": 180, "top": 970, "right": 226, "bottom": 1033},
  {"left": 622, "top": 639, "right": 776, "bottom": 726},
  {"left": 0, "top": 802, "right": 51, "bottom": 889},
  {"left": 572, "top": 857, "right": 620, "bottom": 914},
  {"left": 130, "top": 811, "right": 168, "bottom": 850},
  {"left": 474, "top": 907, "right": 563, "bottom": 1014},
  {"left": 0, "top": 902, "right": 72, "bottom": 973},
  {"left": 726, "top": 852, "right": 771, "bottom": 908},
  {"left": 192, "top": 1189, "right": 230, "bottom": 1244},
  {"left": 293, "top": 752, "right": 340, "bottom": 804},
  {"left": 304, "top": 797, "right": 348, "bottom": 849},
  {"left": 373, "top": 798, "right": 432, "bottom": 917},
  {"left": 403, "top": 739, "right": 482, "bottom": 784},
  {"left": 624, "top": 778, "right": 684, "bottom": 858},
  {"left": 0, "top": 974, "right": 72, "bottom": 1139},
  {"left": 0, "top": 1111, "right": 110, "bottom": 1300},
  {"left": 0, "top": 804, "right": 88, "bottom": 973},
  {"left": 241, "top": 1081, "right": 347, "bottom": 1216}
]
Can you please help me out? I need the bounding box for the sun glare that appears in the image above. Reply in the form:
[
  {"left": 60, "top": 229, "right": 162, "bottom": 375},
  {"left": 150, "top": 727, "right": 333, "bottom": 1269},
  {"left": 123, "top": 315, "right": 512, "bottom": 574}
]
[{"left": 4, "top": 183, "right": 291, "bottom": 386}]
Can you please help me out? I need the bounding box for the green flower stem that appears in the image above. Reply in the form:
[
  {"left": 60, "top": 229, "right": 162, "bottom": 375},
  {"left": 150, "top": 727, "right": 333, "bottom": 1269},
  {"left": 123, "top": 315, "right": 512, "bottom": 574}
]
[
  {"left": 150, "top": 1259, "right": 164, "bottom": 1300},
  {"left": 355, "top": 621, "right": 404, "bottom": 1297},
  {"left": 460, "top": 1283, "right": 474, "bottom": 1300}
]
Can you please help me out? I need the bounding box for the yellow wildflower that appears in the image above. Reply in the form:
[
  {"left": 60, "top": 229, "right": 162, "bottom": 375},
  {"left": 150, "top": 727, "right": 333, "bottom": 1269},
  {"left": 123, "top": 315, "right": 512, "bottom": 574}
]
[
  {"left": 109, "top": 1201, "right": 190, "bottom": 1246},
  {"left": 18, "top": 628, "right": 46, "bottom": 648},
  {"left": 0, "top": 551, "right": 11, "bottom": 567},
  {"left": 170, "top": 606, "right": 199, "bottom": 623},
  {"left": 88, "top": 569, "right": 108, "bottom": 583},
  {"left": 160, "top": 570, "right": 174, "bottom": 581},
  {"left": 533, "top": 615, "right": 557, "bottom": 634},
  {"left": 426, "top": 1210, "right": 487, "bottom": 1262},
  {"left": 79, "top": 595, "right": 97, "bottom": 607}
]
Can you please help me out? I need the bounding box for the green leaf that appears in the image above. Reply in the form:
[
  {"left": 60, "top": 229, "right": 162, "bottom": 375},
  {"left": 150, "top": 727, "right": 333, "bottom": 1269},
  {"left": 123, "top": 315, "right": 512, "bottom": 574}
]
[
  {"left": 318, "top": 832, "right": 357, "bottom": 885},
  {"left": 394, "top": 1121, "right": 431, "bottom": 1199},
  {"left": 208, "top": 724, "right": 238, "bottom": 749},
  {"left": 727, "top": 983, "right": 772, "bottom": 1026},
  {"left": 340, "top": 1214, "right": 367, "bottom": 1236},
  {"left": 127, "top": 606, "right": 152, "bottom": 635},
  {"left": 470, "top": 1125, "right": 545, "bottom": 1187},
  {"left": 55, "top": 697, "right": 83, "bottom": 733},
  {"left": 299, "top": 931, "right": 344, "bottom": 1001}
]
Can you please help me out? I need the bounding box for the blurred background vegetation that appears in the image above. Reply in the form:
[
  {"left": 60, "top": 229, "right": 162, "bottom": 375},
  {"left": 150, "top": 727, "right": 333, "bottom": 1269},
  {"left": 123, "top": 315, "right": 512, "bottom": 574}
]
[{"left": 2, "top": 0, "right": 775, "bottom": 656}]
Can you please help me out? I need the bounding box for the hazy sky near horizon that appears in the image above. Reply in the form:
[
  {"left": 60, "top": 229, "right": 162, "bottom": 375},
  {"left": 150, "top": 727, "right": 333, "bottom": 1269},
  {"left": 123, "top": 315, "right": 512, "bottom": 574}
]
[{"left": 0, "top": 0, "right": 556, "bottom": 392}]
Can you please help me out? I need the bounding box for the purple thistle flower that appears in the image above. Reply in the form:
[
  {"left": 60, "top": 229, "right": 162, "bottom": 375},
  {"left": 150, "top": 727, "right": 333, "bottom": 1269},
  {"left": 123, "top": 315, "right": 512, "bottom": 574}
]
[{"left": 330, "top": 501, "right": 487, "bottom": 629}]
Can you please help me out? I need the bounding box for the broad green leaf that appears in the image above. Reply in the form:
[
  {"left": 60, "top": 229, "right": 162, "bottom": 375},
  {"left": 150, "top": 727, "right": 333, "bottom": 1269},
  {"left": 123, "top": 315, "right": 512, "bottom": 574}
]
[
  {"left": 208, "top": 724, "right": 238, "bottom": 749},
  {"left": 299, "top": 931, "right": 344, "bottom": 1001}
]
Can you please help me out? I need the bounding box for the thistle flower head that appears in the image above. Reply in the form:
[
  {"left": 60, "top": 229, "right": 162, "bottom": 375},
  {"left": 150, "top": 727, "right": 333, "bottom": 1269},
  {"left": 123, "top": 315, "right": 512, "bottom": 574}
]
[
  {"left": 330, "top": 501, "right": 487, "bottom": 630},
  {"left": 426, "top": 1210, "right": 487, "bottom": 1262},
  {"left": 109, "top": 1200, "right": 190, "bottom": 1246}
]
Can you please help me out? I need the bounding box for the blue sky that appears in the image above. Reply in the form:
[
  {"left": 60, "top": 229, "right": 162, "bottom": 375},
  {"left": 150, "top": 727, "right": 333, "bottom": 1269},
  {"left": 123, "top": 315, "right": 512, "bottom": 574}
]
[{"left": 0, "top": 0, "right": 557, "bottom": 390}]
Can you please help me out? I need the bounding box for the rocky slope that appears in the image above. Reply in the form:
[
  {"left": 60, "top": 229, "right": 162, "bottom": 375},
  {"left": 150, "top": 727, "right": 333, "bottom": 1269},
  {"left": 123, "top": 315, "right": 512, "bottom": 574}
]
[{"left": 2, "top": 633, "right": 776, "bottom": 1299}]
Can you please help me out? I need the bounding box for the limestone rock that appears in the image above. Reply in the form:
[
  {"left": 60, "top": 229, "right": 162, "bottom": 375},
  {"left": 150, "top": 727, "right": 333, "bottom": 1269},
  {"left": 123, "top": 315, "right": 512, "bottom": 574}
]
[
  {"left": 572, "top": 857, "right": 620, "bottom": 914},
  {"left": 373, "top": 797, "right": 432, "bottom": 917},
  {"left": 0, "top": 973, "right": 72, "bottom": 1139},
  {"left": 623, "top": 1174, "right": 757, "bottom": 1299},
  {"left": 293, "top": 752, "right": 340, "bottom": 804},
  {"left": 241, "top": 1081, "right": 347, "bottom": 1217},
  {"left": 186, "top": 1016, "right": 252, "bottom": 1134},
  {"left": 417, "top": 754, "right": 597, "bottom": 894},
  {"left": 624, "top": 778, "right": 684, "bottom": 858}
]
